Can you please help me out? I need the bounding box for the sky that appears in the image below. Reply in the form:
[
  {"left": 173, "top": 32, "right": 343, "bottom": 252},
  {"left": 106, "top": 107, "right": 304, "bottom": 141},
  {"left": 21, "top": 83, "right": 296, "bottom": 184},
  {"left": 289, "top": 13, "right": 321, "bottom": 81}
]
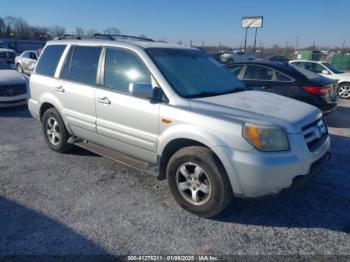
[{"left": 1, "top": 0, "right": 350, "bottom": 48}]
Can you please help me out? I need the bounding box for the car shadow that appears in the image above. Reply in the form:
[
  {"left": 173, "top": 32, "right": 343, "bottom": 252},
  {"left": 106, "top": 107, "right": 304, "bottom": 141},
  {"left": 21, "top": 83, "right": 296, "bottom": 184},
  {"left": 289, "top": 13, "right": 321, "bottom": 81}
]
[
  {"left": 0, "top": 106, "right": 32, "bottom": 118},
  {"left": 213, "top": 133, "right": 350, "bottom": 234},
  {"left": 325, "top": 104, "right": 350, "bottom": 129},
  {"left": 0, "top": 196, "right": 115, "bottom": 257},
  {"left": 68, "top": 146, "right": 101, "bottom": 157}
]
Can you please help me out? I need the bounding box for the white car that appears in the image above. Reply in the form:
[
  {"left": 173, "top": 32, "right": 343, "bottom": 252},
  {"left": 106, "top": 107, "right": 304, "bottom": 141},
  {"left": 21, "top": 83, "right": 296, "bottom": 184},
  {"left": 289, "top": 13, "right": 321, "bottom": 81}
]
[
  {"left": 15, "top": 50, "right": 39, "bottom": 75},
  {"left": 0, "top": 60, "right": 29, "bottom": 107},
  {"left": 289, "top": 60, "right": 350, "bottom": 99},
  {"left": 220, "top": 50, "right": 256, "bottom": 63}
]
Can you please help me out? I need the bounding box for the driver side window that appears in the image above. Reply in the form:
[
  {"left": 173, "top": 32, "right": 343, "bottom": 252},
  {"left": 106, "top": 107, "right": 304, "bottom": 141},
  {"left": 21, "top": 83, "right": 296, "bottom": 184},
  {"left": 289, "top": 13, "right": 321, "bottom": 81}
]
[{"left": 103, "top": 48, "right": 151, "bottom": 93}]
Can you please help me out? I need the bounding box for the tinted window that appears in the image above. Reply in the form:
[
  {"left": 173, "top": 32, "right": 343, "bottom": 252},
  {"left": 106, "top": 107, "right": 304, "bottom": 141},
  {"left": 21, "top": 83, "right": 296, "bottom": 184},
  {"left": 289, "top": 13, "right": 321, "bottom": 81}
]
[
  {"left": 66, "top": 46, "right": 101, "bottom": 85},
  {"left": 22, "top": 52, "right": 30, "bottom": 58},
  {"left": 227, "top": 65, "right": 243, "bottom": 77},
  {"left": 244, "top": 66, "right": 274, "bottom": 80},
  {"left": 36, "top": 45, "right": 66, "bottom": 77},
  {"left": 147, "top": 48, "right": 245, "bottom": 98},
  {"left": 104, "top": 48, "right": 151, "bottom": 92},
  {"left": 275, "top": 71, "right": 293, "bottom": 82}
]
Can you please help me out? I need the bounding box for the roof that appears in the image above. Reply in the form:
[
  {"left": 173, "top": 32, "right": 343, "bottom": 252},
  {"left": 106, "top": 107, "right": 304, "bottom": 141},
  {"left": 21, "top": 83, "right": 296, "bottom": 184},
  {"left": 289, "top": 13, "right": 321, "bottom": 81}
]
[
  {"left": 289, "top": 60, "right": 328, "bottom": 63},
  {"left": 46, "top": 38, "right": 197, "bottom": 50},
  {"left": 226, "top": 60, "right": 290, "bottom": 68}
]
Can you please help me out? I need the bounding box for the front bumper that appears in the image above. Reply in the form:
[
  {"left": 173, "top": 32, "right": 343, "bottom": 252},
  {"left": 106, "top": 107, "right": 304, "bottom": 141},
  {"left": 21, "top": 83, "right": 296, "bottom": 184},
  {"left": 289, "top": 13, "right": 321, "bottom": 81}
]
[
  {"left": 215, "top": 133, "right": 331, "bottom": 198},
  {"left": 0, "top": 94, "right": 28, "bottom": 108}
]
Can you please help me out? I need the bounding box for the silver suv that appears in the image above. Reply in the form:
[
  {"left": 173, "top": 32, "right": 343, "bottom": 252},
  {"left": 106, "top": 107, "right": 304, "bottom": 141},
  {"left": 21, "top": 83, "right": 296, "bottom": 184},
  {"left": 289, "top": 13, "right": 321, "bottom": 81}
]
[{"left": 28, "top": 36, "right": 330, "bottom": 217}]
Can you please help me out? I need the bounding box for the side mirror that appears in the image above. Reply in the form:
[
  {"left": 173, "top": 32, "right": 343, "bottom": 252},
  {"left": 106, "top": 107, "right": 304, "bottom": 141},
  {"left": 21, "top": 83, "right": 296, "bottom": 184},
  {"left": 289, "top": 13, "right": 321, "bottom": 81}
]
[
  {"left": 129, "top": 82, "right": 154, "bottom": 99},
  {"left": 321, "top": 69, "right": 329, "bottom": 75}
]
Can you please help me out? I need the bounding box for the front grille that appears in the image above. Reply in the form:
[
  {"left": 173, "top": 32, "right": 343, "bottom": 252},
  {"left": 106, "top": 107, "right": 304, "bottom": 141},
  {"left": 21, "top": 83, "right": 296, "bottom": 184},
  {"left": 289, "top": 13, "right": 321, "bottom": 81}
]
[
  {"left": 302, "top": 118, "right": 328, "bottom": 152},
  {"left": 0, "top": 84, "right": 27, "bottom": 97}
]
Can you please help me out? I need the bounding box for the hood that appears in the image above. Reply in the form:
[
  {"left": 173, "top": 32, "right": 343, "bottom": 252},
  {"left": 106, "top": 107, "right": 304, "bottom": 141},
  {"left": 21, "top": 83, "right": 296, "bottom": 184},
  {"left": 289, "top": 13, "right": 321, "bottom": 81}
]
[
  {"left": 339, "top": 72, "right": 350, "bottom": 78},
  {"left": 0, "top": 70, "right": 27, "bottom": 85},
  {"left": 190, "top": 90, "right": 321, "bottom": 133}
]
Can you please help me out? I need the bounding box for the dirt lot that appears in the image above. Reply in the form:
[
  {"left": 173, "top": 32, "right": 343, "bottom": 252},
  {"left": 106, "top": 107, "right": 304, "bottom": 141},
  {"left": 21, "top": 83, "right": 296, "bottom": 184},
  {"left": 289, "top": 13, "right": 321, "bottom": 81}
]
[{"left": 0, "top": 99, "right": 349, "bottom": 257}]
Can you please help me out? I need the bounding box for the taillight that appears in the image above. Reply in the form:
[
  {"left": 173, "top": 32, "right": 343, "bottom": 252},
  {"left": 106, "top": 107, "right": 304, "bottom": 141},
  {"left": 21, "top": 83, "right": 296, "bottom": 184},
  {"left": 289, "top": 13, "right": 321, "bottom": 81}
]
[{"left": 303, "top": 86, "right": 331, "bottom": 95}]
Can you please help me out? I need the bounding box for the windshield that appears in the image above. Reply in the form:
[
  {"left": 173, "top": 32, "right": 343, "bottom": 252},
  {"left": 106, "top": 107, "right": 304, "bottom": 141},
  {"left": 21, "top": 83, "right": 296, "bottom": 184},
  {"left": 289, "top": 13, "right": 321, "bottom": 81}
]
[
  {"left": 147, "top": 48, "right": 245, "bottom": 98},
  {"left": 0, "top": 60, "right": 11, "bottom": 70},
  {"left": 322, "top": 63, "right": 344, "bottom": 74}
]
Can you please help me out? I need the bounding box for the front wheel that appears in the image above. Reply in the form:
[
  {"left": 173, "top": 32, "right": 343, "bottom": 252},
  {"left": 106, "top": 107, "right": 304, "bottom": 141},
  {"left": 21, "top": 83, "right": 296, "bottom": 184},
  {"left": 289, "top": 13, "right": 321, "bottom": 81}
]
[
  {"left": 338, "top": 83, "right": 350, "bottom": 99},
  {"left": 166, "top": 146, "right": 233, "bottom": 217},
  {"left": 42, "top": 108, "right": 73, "bottom": 153}
]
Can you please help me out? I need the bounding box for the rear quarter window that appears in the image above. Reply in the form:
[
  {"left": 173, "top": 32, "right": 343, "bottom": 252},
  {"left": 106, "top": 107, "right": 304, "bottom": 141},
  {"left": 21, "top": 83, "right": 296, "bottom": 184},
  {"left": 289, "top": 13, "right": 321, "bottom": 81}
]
[{"left": 35, "top": 45, "right": 66, "bottom": 77}]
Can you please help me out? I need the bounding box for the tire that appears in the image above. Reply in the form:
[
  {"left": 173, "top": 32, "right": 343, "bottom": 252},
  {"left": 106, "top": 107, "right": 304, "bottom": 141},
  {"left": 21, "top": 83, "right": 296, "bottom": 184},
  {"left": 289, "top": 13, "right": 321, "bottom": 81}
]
[
  {"left": 16, "top": 64, "right": 23, "bottom": 73},
  {"left": 42, "top": 108, "right": 73, "bottom": 153},
  {"left": 338, "top": 83, "right": 350, "bottom": 99},
  {"left": 166, "top": 146, "right": 233, "bottom": 217}
]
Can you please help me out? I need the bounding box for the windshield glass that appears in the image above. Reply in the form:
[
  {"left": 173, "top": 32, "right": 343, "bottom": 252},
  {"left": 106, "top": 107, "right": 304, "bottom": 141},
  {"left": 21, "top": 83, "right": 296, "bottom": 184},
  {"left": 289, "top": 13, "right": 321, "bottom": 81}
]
[
  {"left": 290, "top": 64, "right": 321, "bottom": 80},
  {"left": 322, "top": 63, "right": 344, "bottom": 74},
  {"left": 0, "top": 60, "right": 10, "bottom": 70},
  {"left": 147, "top": 48, "right": 245, "bottom": 98}
]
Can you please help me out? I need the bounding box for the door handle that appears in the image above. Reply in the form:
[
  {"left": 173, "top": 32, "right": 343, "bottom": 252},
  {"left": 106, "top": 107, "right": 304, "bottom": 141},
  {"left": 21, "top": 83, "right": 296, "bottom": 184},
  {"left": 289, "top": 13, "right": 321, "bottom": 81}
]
[
  {"left": 97, "top": 97, "right": 111, "bottom": 105},
  {"left": 55, "top": 86, "right": 65, "bottom": 93}
]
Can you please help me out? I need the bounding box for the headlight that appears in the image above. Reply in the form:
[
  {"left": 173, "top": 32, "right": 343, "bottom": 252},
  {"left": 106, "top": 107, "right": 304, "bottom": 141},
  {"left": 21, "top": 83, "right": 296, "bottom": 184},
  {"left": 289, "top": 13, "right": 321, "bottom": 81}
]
[{"left": 243, "top": 123, "right": 289, "bottom": 152}]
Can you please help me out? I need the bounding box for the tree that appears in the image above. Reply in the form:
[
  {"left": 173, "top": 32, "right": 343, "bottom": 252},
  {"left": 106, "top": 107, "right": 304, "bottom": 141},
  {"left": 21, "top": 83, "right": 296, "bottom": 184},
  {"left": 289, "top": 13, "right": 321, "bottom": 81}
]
[
  {"left": 103, "top": 27, "right": 121, "bottom": 35},
  {"left": 49, "top": 25, "right": 66, "bottom": 37},
  {"left": 0, "top": 17, "right": 5, "bottom": 37},
  {"left": 86, "top": 28, "right": 100, "bottom": 36},
  {"left": 75, "top": 27, "right": 85, "bottom": 36}
]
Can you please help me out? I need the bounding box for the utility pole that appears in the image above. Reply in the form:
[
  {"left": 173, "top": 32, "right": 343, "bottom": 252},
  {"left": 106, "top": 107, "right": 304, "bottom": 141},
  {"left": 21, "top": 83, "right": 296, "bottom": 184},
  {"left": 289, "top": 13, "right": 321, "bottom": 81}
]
[
  {"left": 343, "top": 40, "right": 346, "bottom": 52},
  {"left": 253, "top": 28, "right": 258, "bottom": 53},
  {"left": 243, "top": 27, "right": 248, "bottom": 51},
  {"left": 296, "top": 36, "right": 299, "bottom": 50}
]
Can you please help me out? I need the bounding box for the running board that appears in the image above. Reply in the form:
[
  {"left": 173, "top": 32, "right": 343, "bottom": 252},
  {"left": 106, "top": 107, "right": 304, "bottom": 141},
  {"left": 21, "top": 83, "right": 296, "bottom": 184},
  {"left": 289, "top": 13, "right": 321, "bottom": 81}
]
[{"left": 74, "top": 140, "right": 159, "bottom": 177}]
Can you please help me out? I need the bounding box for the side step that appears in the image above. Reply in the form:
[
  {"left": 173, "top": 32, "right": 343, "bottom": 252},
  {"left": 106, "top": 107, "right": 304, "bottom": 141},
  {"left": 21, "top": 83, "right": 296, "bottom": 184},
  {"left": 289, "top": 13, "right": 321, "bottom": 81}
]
[{"left": 74, "top": 140, "right": 159, "bottom": 177}]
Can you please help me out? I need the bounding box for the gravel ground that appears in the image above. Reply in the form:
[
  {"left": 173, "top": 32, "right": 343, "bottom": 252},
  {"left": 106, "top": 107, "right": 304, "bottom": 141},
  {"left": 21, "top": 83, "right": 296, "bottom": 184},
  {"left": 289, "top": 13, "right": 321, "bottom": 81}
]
[{"left": 0, "top": 99, "right": 349, "bottom": 258}]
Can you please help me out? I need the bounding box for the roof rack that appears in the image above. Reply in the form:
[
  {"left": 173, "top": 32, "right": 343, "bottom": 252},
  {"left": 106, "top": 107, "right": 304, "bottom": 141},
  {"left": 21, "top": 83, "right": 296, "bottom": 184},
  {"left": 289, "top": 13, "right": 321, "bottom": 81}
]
[
  {"left": 93, "top": 34, "right": 154, "bottom": 42},
  {"left": 53, "top": 34, "right": 154, "bottom": 42}
]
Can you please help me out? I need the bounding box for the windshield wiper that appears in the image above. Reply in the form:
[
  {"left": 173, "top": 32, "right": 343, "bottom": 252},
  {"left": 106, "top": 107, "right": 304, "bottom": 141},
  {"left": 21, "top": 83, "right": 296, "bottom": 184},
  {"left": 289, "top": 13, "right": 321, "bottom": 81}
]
[{"left": 189, "top": 88, "right": 246, "bottom": 98}]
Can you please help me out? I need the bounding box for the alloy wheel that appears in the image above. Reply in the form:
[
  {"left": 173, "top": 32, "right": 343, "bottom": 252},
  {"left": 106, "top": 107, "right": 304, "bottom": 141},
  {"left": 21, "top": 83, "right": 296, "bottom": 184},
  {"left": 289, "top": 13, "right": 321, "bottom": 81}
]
[
  {"left": 46, "top": 117, "right": 61, "bottom": 146},
  {"left": 175, "top": 162, "right": 212, "bottom": 205}
]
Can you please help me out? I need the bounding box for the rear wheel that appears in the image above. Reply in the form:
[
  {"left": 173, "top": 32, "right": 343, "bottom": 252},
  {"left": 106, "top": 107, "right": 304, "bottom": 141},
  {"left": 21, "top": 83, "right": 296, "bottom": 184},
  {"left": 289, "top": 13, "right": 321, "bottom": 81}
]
[
  {"left": 338, "top": 83, "right": 350, "bottom": 99},
  {"left": 42, "top": 108, "right": 73, "bottom": 153},
  {"left": 166, "top": 146, "right": 233, "bottom": 217}
]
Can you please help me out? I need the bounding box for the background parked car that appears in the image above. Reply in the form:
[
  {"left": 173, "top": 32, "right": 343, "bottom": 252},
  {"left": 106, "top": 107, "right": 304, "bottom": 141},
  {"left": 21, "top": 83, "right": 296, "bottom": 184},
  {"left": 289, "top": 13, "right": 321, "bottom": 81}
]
[
  {"left": 0, "top": 60, "right": 28, "bottom": 107},
  {"left": 15, "top": 50, "right": 39, "bottom": 75},
  {"left": 220, "top": 50, "right": 256, "bottom": 63},
  {"left": 0, "top": 48, "right": 16, "bottom": 69},
  {"left": 268, "top": 55, "right": 289, "bottom": 63},
  {"left": 226, "top": 61, "right": 338, "bottom": 113},
  {"left": 289, "top": 60, "right": 350, "bottom": 99}
]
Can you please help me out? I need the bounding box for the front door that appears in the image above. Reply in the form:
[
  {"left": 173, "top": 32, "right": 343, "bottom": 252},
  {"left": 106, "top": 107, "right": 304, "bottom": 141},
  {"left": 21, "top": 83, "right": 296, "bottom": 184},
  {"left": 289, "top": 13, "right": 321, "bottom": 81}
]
[{"left": 96, "top": 47, "right": 159, "bottom": 163}]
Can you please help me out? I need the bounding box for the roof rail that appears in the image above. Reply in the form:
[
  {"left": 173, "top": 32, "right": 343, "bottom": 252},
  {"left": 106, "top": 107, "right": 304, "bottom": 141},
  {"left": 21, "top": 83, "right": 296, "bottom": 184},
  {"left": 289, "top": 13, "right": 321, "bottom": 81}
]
[
  {"left": 93, "top": 34, "right": 154, "bottom": 42},
  {"left": 53, "top": 34, "right": 86, "bottom": 40}
]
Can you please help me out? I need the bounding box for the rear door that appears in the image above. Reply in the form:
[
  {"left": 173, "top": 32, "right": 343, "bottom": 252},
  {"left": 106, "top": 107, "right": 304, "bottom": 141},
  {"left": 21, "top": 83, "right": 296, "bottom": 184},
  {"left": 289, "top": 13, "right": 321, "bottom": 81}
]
[
  {"left": 55, "top": 45, "right": 102, "bottom": 143},
  {"left": 95, "top": 47, "right": 159, "bottom": 163}
]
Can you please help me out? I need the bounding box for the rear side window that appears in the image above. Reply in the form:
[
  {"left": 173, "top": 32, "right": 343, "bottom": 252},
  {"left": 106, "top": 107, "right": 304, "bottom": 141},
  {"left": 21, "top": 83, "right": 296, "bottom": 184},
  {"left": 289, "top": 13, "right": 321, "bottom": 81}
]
[
  {"left": 244, "top": 66, "right": 274, "bottom": 80},
  {"left": 61, "top": 46, "right": 102, "bottom": 85},
  {"left": 227, "top": 65, "right": 243, "bottom": 77},
  {"left": 36, "top": 45, "right": 66, "bottom": 77}
]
